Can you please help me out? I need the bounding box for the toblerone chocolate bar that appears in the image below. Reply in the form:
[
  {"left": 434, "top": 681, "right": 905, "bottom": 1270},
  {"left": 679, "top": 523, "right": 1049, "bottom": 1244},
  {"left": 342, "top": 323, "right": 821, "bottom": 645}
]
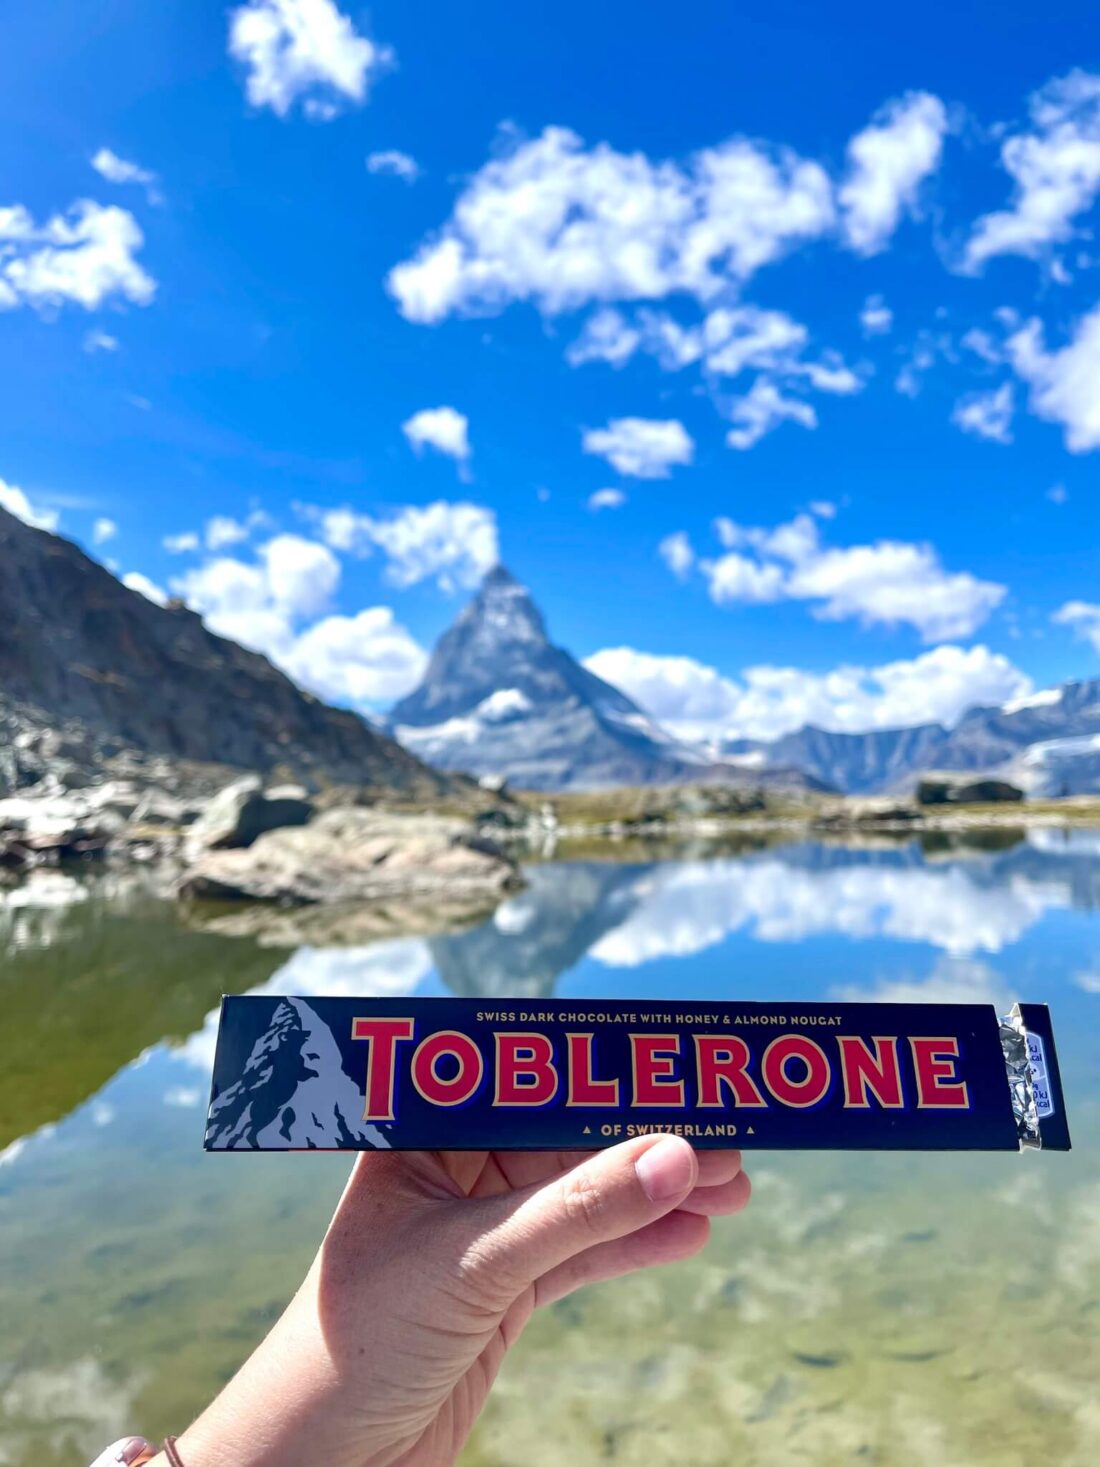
[{"left": 203, "top": 997, "right": 1070, "bottom": 1153}]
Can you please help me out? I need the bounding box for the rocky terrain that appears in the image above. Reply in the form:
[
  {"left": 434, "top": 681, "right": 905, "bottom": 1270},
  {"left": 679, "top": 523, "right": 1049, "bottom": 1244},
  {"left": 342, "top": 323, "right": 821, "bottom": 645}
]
[
  {"left": 0, "top": 503, "right": 450, "bottom": 798},
  {"left": 4, "top": 503, "right": 1100, "bottom": 938},
  {"left": 180, "top": 804, "right": 521, "bottom": 935}
]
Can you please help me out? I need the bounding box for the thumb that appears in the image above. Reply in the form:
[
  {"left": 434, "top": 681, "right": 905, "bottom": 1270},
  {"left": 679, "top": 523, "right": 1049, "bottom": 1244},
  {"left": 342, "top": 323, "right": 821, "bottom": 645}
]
[{"left": 464, "top": 1136, "right": 699, "bottom": 1293}]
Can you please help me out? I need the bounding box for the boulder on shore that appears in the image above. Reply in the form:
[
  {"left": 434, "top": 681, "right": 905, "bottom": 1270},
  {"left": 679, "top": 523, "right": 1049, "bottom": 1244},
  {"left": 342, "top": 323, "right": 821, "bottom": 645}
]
[
  {"left": 178, "top": 807, "right": 522, "bottom": 908},
  {"left": 916, "top": 775, "right": 1025, "bottom": 806},
  {"left": 184, "top": 776, "right": 313, "bottom": 854}
]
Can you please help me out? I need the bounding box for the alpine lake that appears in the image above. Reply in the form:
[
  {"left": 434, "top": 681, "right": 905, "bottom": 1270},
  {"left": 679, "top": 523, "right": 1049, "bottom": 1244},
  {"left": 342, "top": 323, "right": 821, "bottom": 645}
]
[{"left": 2, "top": 828, "right": 1098, "bottom": 1467}]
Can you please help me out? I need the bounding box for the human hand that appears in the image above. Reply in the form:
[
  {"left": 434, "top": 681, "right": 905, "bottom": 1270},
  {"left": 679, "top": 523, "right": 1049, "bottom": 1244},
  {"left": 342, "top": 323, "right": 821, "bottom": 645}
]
[{"left": 171, "top": 1138, "right": 750, "bottom": 1467}]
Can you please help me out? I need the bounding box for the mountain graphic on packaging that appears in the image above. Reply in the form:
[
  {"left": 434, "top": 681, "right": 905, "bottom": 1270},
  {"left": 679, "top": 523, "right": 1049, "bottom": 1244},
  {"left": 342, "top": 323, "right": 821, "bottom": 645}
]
[{"left": 204, "top": 998, "right": 390, "bottom": 1150}]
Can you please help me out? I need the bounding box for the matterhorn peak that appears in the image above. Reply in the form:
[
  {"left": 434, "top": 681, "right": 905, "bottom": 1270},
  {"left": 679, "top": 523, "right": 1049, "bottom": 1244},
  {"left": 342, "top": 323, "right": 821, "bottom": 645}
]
[{"left": 390, "top": 566, "right": 710, "bottom": 790}]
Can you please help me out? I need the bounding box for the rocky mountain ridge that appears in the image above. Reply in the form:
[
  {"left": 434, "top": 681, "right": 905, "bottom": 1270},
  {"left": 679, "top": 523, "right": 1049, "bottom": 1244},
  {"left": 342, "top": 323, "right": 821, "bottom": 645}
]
[
  {"left": 725, "top": 682, "right": 1100, "bottom": 795},
  {"left": 390, "top": 565, "right": 820, "bottom": 793},
  {"left": 0, "top": 504, "right": 450, "bottom": 798}
]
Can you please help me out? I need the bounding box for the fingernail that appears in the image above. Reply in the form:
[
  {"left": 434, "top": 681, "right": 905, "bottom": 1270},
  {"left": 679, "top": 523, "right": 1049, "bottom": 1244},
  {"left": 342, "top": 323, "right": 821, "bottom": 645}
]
[{"left": 635, "top": 1137, "right": 695, "bottom": 1202}]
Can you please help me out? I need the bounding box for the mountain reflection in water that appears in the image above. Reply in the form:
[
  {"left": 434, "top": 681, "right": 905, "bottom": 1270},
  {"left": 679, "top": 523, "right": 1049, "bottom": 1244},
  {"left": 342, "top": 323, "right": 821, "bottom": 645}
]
[{"left": 1, "top": 833, "right": 1098, "bottom": 1466}]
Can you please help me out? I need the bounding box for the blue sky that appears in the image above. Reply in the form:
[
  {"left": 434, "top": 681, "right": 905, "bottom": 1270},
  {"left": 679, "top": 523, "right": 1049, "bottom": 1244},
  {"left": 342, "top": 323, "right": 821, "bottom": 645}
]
[{"left": 2, "top": 0, "right": 1100, "bottom": 744}]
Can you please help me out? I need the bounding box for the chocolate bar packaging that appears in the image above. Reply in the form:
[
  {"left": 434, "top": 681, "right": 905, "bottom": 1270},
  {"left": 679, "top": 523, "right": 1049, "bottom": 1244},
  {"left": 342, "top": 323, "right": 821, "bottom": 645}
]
[{"left": 204, "top": 997, "right": 1070, "bottom": 1153}]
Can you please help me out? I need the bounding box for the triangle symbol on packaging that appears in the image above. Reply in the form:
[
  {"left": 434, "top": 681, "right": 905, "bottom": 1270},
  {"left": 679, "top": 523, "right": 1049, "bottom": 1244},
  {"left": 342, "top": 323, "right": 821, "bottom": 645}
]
[{"left": 582, "top": 1126, "right": 592, "bottom": 1134}]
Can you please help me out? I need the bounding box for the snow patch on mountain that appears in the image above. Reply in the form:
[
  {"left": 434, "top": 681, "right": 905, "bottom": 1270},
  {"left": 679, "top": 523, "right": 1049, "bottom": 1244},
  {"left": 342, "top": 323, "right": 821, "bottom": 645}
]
[{"left": 1003, "top": 687, "right": 1064, "bottom": 714}]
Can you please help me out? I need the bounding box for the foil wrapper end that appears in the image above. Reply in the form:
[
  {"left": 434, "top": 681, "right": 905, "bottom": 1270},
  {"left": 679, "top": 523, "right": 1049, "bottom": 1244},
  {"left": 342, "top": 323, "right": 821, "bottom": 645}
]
[{"left": 1000, "top": 1006, "right": 1041, "bottom": 1149}]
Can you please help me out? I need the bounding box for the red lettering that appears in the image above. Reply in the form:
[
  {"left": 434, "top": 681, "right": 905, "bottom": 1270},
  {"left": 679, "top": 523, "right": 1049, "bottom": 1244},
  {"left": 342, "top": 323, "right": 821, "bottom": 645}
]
[
  {"left": 352, "top": 1017, "right": 415, "bottom": 1121},
  {"left": 411, "top": 1030, "right": 483, "bottom": 1107},
  {"left": 566, "top": 1033, "right": 619, "bottom": 1106},
  {"left": 630, "top": 1034, "right": 685, "bottom": 1107},
  {"left": 694, "top": 1035, "right": 767, "bottom": 1108},
  {"left": 762, "top": 1035, "right": 830, "bottom": 1108},
  {"left": 838, "top": 1036, "right": 903, "bottom": 1109},
  {"left": 910, "top": 1036, "right": 969, "bottom": 1108},
  {"left": 494, "top": 1033, "right": 559, "bottom": 1105}
]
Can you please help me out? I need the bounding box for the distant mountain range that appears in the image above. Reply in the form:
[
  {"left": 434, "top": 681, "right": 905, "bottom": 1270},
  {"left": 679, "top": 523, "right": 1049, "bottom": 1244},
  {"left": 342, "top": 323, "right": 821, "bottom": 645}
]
[
  {"left": 0, "top": 503, "right": 450, "bottom": 797},
  {"left": 390, "top": 565, "right": 819, "bottom": 792},
  {"left": 5, "top": 504, "right": 1097, "bottom": 799},
  {"left": 391, "top": 564, "right": 1100, "bottom": 796},
  {"left": 725, "top": 683, "right": 1100, "bottom": 795}
]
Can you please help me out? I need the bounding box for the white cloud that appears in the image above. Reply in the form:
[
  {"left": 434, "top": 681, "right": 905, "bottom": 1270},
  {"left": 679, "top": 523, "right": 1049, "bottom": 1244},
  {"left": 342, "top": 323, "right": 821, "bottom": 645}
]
[
  {"left": 787, "top": 541, "right": 1004, "bottom": 641},
  {"left": 91, "top": 148, "right": 160, "bottom": 203},
  {"left": 163, "top": 531, "right": 200, "bottom": 554},
  {"left": 82, "top": 329, "right": 119, "bottom": 353},
  {"left": 685, "top": 513, "right": 1004, "bottom": 641},
  {"left": 701, "top": 551, "right": 787, "bottom": 604},
  {"left": 584, "top": 642, "right": 1031, "bottom": 745},
  {"left": 658, "top": 531, "right": 694, "bottom": 578},
  {"left": 402, "top": 406, "right": 471, "bottom": 464},
  {"left": 0, "top": 477, "right": 59, "bottom": 532},
  {"left": 170, "top": 534, "right": 425, "bottom": 709},
  {"left": 364, "top": 502, "right": 497, "bottom": 590},
  {"left": 280, "top": 607, "right": 427, "bottom": 704},
  {"left": 587, "top": 488, "right": 626, "bottom": 511},
  {"left": 229, "top": 0, "right": 392, "bottom": 118},
  {"left": 960, "top": 326, "right": 1006, "bottom": 365},
  {"left": 173, "top": 556, "right": 283, "bottom": 652},
  {"left": 894, "top": 329, "right": 952, "bottom": 398},
  {"left": 1007, "top": 305, "right": 1100, "bottom": 451},
  {"left": 366, "top": 150, "right": 420, "bottom": 182},
  {"left": 123, "top": 571, "right": 167, "bottom": 606},
  {"left": 1053, "top": 600, "right": 1100, "bottom": 652},
  {"left": 205, "top": 514, "right": 251, "bottom": 550},
  {"left": 567, "top": 302, "right": 860, "bottom": 438},
  {"left": 565, "top": 307, "right": 642, "bottom": 367},
  {"left": 701, "top": 304, "right": 806, "bottom": 376},
  {"left": 859, "top": 294, "right": 893, "bottom": 335},
  {"left": 386, "top": 121, "right": 898, "bottom": 450},
  {"left": 839, "top": 92, "right": 949, "bottom": 255},
  {"left": 951, "top": 381, "right": 1014, "bottom": 443},
  {"left": 726, "top": 377, "right": 818, "bottom": 450},
  {"left": 260, "top": 533, "right": 341, "bottom": 617},
  {"left": 582, "top": 417, "right": 694, "bottom": 478},
  {"left": 0, "top": 200, "right": 154, "bottom": 313},
  {"left": 308, "top": 500, "right": 499, "bottom": 592},
  {"left": 387, "top": 124, "right": 835, "bottom": 323},
  {"left": 92, "top": 517, "right": 117, "bottom": 545},
  {"left": 173, "top": 533, "right": 339, "bottom": 653},
  {"left": 965, "top": 71, "right": 1100, "bottom": 271}
]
